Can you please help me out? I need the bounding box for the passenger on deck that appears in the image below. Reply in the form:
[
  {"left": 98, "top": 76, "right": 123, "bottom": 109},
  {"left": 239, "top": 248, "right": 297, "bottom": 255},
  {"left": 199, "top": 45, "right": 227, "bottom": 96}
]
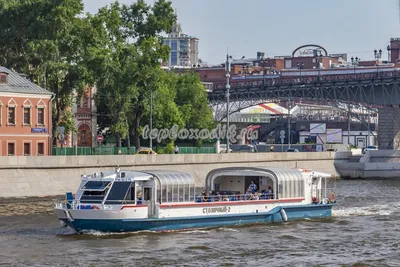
[
  {"left": 231, "top": 193, "right": 238, "bottom": 201},
  {"left": 202, "top": 192, "right": 209, "bottom": 202},
  {"left": 267, "top": 186, "right": 273, "bottom": 199},
  {"left": 137, "top": 190, "right": 142, "bottom": 204},
  {"left": 222, "top": 194, "right": 229, "bottom": 201},
  {"left": 216, "top": 192, "right": 222, "bottom": 202},
  {"left": 248, "top": 181, "right": 257, "bottom": 193}
]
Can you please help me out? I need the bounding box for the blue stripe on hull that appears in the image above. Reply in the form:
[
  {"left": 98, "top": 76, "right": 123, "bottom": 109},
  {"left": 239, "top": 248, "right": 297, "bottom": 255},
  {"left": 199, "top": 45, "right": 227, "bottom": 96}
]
[{"left": 62, "top": 204, "right": 332, "bottom": 233}]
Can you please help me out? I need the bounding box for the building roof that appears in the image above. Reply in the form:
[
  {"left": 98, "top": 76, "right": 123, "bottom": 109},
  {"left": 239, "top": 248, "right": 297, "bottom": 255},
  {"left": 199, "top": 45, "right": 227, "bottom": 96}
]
[{"left": 0, "top": 66, "right": 52, "bottom": 95}]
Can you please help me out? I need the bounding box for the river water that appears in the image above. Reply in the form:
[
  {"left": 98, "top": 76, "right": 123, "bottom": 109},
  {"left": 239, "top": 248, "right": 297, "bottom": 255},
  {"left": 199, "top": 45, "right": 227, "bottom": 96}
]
[{"left": 1, "top": 179, "right": 400, "bottom": 267}]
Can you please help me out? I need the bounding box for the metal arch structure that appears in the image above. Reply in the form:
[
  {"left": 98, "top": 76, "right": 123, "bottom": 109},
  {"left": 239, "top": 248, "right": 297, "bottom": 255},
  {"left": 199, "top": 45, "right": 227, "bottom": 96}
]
[
  {"left": 291, "top": 44, "right": 328, "bottom": 57},
  {"left": 209, "top": 76, "right": 400, "bottom": 121},
  {"left": 212, "top": 98, "right": 279, "bottom": 122}
]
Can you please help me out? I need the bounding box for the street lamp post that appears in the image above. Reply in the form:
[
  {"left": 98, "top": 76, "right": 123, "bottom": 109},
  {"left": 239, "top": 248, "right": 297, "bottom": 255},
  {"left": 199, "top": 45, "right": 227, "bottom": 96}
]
[
  {"left": 348, "top": 104, "right": 351, "bottom": 147},
  {"left": 351, "top": 56, "right": 360, "bottom": 74},
  {"left": 374, "top": 49, "right": 382, "bottom": 77},
  {"left": 367, "top": 107, "right": 371, "bottom": 147},
  {"left": 225, "top": 54, "right": 232, "bottom": 153},
  {"left": 261, "top": 59, "right": 268, "bottom": 86},
  {"left": 316, "top": 53, "right": 322, "bottom": 81},
  {"left": 297, "top": 62, "right": 304, "bottom": 81},
  {"left": 149, "top": 89, "right": 153, "bottom": 150},
  {"left": 243, "top": 66, "right": 249, "bottom": 87},
  {"left": 288, "top": 98, "right": 291, "bottom": 149}
]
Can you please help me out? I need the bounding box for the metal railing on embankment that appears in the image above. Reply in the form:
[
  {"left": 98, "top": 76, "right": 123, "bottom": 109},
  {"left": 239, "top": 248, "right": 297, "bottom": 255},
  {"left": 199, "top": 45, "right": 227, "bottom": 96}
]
[{"left": 51, "top": 146, "right": 217, "bottom": 156}]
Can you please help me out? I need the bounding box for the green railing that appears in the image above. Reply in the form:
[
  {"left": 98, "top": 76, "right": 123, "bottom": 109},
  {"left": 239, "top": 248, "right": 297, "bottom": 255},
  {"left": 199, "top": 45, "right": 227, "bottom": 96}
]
[
  {"left": 51, "top": 146, "right": 216, "bottom": 156},
  {"left": 178, "top": 147, "right": 216, "bottom": 154}
]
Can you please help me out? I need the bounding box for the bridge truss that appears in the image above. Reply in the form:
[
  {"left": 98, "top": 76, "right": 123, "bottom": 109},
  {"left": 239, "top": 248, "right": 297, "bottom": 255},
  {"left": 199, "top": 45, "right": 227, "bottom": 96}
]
[{"left": 209, "top": 77, "right": 400, "bottom": 121}]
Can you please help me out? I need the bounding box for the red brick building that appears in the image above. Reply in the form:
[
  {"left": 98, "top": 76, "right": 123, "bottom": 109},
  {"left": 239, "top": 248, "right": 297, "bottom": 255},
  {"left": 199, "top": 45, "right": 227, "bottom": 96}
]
[
  {"left": 0, "top": 67, "right": 53, "bottom": 156},
  {"left": 72, "top": 85, "right": 97, "bottom": 148}
]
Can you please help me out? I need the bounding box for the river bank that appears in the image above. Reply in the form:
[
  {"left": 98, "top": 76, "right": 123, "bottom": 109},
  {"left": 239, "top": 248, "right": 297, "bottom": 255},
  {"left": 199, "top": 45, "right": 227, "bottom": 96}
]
[{"left": 0, "top": 152, "right": 347, "bottom": 198}]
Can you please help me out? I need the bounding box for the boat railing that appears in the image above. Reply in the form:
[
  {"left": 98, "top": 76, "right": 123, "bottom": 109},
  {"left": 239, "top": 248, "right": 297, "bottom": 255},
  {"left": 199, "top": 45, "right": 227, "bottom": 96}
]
[
  {"left": 54, "top": 199, "right": 64, "bottom": 209},
  {"left": 195, "top": 192, "right": 274, "bottom": 203},
  {"left": 55, "top": 197, "right": 143, "bottom": 210}
]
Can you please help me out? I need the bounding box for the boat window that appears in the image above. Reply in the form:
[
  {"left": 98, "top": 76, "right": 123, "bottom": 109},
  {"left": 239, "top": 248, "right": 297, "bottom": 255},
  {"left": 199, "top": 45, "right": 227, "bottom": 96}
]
[
  {"left": 80, "top": 181, "right": 111, "bottom": 191},
  {"left": 161, "top": 184, "right": 167, "bottom": 203},
  {"left": 104, "top": 182, "right": 132, "bottom": 204},
  {"left": 152, "top": 171, "right": 196, "bottom": 203},
  {"left": 168, "top": 183, "right": 174, "bottom": 202},
  {"left": 179, "top": 186, "right": 184, "bottom": 202},
  {"left": 80, "top": 190, "right": 108, "bottom": 203}
]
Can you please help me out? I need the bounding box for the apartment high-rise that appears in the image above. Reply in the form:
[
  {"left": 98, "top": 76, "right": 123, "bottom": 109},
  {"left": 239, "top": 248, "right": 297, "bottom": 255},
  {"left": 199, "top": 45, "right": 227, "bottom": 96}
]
[{"left": 163, "top": 22, "right": 199, "bottom": 67}]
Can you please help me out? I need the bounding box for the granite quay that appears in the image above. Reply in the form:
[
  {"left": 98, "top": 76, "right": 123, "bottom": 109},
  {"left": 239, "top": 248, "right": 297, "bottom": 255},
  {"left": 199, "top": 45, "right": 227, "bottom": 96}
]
[{"left": 0, "top": 152, "right": 350, "bottom": 198}]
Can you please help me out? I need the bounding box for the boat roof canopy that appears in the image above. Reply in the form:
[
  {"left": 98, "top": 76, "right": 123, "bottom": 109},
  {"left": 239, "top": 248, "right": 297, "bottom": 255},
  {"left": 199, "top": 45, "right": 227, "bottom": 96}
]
[
  {"left": 141, "top": 170, "right": 196, "bottom": 187},
  {"left": 206, "top": 166, "right": 305, "bottom": 188},
  {"left": 82, "top": 169, "right": 195, "bottom": 188},
  {"left": 205, "top": 166, "right": 329, "bottom": 199}
]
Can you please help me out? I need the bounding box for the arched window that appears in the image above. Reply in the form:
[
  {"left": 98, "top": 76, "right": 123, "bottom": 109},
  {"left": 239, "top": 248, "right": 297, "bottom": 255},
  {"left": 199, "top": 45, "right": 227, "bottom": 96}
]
[
  {"left": 7, "top": 98, "right": 17, "bottom": 125},
  {"left": 23, "top": 99, "right": 33, "bottom": 125},
  {"left": 36, "top": 99, "right": 46, "bottom": 125}
]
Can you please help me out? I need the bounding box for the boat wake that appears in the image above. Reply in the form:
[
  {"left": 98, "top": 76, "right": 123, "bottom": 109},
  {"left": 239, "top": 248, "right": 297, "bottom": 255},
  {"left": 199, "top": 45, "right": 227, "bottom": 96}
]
[
  {"left": 216, "top": 227, "right": 239, "bottom": 232},
  {"left": 333, "top": 203, "right": 399, "bottom": 217}
]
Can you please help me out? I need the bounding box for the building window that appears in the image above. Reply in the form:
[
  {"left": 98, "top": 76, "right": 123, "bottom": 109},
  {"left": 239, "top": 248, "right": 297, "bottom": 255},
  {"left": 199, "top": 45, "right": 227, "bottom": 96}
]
[
  {"left": 37, "top": 108, "right": 45, "bottom": 125},
  {"left": 163, "top": 40, "right": 170, "bottom": 46},
  {"left": 171, "top": 51, "right": 178, "bottom": 66},
  {"left": 38, "top": 143, "right": 44, "bottom": 155},
  {"left": 23, "top": 107, "right": 31, "bottom": 125},
  {"left": 171, "top": 40, "right": 177, "bottom": 50},
  {"left": 180, "top": 40, "right": 188, "bottom": 51},
  {"left": 0, "top": 73, "right": 7, "bottom": 84},
  {"left": 8, "top": 143, "right": 15, "bottom": 156},
  {"left": 8, "top": 106, "right": 15, "bottom": 124},
  {"left": 24, "top": 143, "right": 31, "bottom": 156}
]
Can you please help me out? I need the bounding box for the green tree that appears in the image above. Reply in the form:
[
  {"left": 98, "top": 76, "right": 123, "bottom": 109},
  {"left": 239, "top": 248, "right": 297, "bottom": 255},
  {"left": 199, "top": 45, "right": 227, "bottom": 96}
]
[
  {"left": 175, "top": 72, "right": 214, "bottom": 146},
  {"left": 88, "top": 0, "right": 176, "bottom": 148},
  {"left": 0, "top": 0, "right": 91, "bottom": 143},
  {"left": 140, "top": 70, "right": 183, "bottom": 148}
]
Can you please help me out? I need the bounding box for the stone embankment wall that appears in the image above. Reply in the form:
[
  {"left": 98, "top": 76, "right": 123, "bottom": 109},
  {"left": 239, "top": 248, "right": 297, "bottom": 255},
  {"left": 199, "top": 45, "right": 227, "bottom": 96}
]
[
  {"left": 334, "top": 150, "right": 400, "bottom": 179},
  {"left": 0, "top": 152, "right": 348, "bottom": 198}
]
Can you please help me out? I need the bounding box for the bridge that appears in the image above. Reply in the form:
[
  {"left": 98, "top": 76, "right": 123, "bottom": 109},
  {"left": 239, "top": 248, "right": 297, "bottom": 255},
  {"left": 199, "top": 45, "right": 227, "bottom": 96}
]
[{"left": 207, "top": 74, "right": 400, "bottom": 149}]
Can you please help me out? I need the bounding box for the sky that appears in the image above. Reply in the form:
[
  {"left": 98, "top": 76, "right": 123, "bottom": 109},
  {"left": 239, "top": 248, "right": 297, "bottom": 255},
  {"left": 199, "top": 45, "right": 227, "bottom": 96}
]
[{"left": 82, "top": 0, "right": 400, "bottom": 65}]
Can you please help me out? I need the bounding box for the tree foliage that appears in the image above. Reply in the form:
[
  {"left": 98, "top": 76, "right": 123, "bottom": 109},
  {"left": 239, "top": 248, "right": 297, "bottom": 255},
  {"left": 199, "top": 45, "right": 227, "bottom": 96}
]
[
  {"left": 0, "top": 0, "right": 90, "bottom": 142},
  {"left": 0, "top": 0, "right": 214, "bottom": 150},
  {"left": 88, "top": 0, "right": 176, "bottom": 148}
]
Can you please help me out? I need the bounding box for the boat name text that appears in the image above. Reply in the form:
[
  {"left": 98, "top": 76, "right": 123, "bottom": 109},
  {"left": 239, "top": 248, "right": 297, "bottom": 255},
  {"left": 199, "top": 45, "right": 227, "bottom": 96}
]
[{"left": 203, "top": 206, "right": 231, "bottom": 214}]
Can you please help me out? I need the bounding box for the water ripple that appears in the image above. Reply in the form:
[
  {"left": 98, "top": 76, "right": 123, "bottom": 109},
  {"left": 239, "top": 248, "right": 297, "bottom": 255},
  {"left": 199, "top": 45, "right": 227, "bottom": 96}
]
[{"left": 1, "top": 180, "right": 400, "bottom": 266}]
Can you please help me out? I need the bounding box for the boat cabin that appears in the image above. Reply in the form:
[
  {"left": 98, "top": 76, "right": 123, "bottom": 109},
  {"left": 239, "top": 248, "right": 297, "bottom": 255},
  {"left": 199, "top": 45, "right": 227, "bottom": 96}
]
[
  {"left": 74, "top": 168, "right": 197, "bottom": 208},
  {"left": 204, "top": 167, "right": 332, "bottom": 203}
]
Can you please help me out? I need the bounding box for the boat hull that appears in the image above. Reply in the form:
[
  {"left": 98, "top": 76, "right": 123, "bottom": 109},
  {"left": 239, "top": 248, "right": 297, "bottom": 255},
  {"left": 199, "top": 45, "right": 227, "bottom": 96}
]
[{"left": 60, "top": 204, "right": 332, "bottom": 233}]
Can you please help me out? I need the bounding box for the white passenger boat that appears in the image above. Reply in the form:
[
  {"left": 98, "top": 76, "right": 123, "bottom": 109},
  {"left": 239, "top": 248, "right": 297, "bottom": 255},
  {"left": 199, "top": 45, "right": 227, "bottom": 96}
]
[{"left": 55, "top": 167, "right": 336, "bottom": 233}]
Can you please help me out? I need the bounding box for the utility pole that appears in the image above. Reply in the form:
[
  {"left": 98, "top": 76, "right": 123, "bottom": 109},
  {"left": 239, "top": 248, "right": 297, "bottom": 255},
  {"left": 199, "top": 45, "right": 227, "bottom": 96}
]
[
  {"left": 348, "top": 104, "right": 351, "bottom": 147},
  {"left": 367, "top": 108, "right": 370, "bottom": 147},
  {"left": 149, "top": 89, "right": 153, "bottom": 150},
  {"left": 225, "top": 54, "right": 232, "bottom": 153},
  {"left": 288, "top": 99, "right": 291, "bottom": 149}
]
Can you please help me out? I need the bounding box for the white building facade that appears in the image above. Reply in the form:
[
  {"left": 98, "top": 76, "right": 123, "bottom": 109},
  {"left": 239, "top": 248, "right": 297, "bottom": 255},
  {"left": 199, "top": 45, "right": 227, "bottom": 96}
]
[{"left": 163, "top": 22, "right": 199, "bottom": 67}]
